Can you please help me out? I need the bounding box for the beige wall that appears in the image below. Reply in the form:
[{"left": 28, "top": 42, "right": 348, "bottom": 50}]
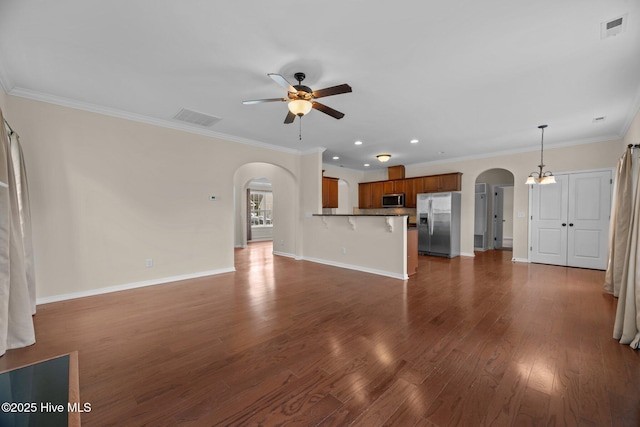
[{"left": 6, "top": 95, "right": 309, "bottom": 299}]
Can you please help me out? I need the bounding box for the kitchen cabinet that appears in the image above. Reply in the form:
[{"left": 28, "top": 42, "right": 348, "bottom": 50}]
[
  {"left": 322, "top": 177, "right": 339, "bottom": 208},
  {"left": 388, "top": 165, "right": 405, "bottom": 180},
  {"left": 404, "top": 177, "right": 422, "bottom": 208},
  {"left": 371, "top": 182, "right": 385, "bottom": 208},
  {"left": 392, "top": 180, "right": 405, "bottom": 194},
  {"left": 358, "top": 182, "right": 373, "bottom": 209},
  {"left": 423, "top": 173, "right": 462, "bottom": 192},
  {"left": 357, "top": 172, "right": 462, "bottom": 209}
]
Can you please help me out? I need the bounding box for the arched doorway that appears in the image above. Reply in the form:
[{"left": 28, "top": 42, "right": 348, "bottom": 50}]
[
  {"left": 233, "top": 162, "right": 298, "bottom": 257},
  {"left": 474, "top": 168, "right": 515, "bottom": 251}
]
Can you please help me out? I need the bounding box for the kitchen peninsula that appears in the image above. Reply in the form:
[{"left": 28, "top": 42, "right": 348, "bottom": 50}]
[{"left": 302, "top": 214, "right": 417, "bottom": 279}]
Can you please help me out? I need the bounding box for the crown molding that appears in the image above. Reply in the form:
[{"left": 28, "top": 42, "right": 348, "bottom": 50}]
[
  {"left": 8, "top": 87, "right": 304, "bottom": 156},
  {"left": 407, "top": 133, "right": 623, "bottom": 169}
]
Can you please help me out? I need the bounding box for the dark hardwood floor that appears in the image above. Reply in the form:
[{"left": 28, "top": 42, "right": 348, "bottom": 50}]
[{"left": 1, "top": 242, "right": 638, "bottom": 426}]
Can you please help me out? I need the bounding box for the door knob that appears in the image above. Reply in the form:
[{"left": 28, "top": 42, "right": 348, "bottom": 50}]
[
  {"left": 569, "top": 223, "right": 574, "bottom": 227},
  {"left": 562, "top": 223, "right": 567, "bottom": 226}
]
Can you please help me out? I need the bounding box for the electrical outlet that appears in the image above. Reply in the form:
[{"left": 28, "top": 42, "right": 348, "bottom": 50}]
[
  {"left": 341, "top": 247, "right": 347, "bottom": 255},
  {"left": 145, "top": 258, "right": 153, "bottom": 268}
]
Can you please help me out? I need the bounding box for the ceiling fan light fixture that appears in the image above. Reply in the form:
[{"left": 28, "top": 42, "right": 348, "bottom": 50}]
[
  {"left": 287, "top": 99, "right": 312, "bottom": 116},
  {"left": 376, "top": 154, "right": 391, "bottom": 163}
]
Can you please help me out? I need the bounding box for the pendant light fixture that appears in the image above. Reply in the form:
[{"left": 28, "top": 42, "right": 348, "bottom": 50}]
[{"left": 526, "top": 125, "right": 556, "bottom": 185}]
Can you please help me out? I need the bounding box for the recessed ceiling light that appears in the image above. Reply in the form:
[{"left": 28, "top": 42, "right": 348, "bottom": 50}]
[
  {"left": 332, "top": 156, "right": 340, "bottom": 160},
  {"left": 410, "top": 139, "right": 419, "bottom": 144},
  {"left": 354, "top": 140, "right": 363, "bottom": 145},
  {"left": 364, "top": 163, "right": 370, "bottom": 167}
]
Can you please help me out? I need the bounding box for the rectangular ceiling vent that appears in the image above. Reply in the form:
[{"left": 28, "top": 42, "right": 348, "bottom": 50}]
[
  {"left": 173, "top": 108, "right": 221, "bottom": 127},
  {"left": 601, "top": 14, "right": 627, "bottom": 39}
]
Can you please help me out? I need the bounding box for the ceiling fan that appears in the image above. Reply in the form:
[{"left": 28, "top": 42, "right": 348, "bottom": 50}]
[{"left": 243, "top": 72, "right": 352, "bottom": 123}]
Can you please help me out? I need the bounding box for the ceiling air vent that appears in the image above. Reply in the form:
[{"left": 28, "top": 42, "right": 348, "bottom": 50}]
[
  {"left": 173, "top": 108, "right": 221, "bottom": 127},
  {"left": 601, "top": 14, "right": 627, "bottom": 39}
]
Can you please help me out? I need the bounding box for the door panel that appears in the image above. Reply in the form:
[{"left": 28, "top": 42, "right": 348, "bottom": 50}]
[
  {"left": 567, "top": 170, "right": 611, "bottom": 269},
  {"left": 529, "top": 175, "right": 568, "bottom": 265}
]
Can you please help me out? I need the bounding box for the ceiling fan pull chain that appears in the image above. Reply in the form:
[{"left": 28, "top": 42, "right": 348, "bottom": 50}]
[{"left": 299, "top": 116, "right": 302, "bottom": 141}]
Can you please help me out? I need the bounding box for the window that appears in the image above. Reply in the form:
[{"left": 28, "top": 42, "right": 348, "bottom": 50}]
[{"left": 249, "top": 190, "right": 273, "bottom": 226}]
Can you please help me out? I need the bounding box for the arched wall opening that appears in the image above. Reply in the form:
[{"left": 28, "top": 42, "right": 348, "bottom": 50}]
[
  {"left": 474, "top": 168, "right": 515, "bottom": 251},
  {"left": 233, "top": 162, "right": 299, "bottom": 257}
]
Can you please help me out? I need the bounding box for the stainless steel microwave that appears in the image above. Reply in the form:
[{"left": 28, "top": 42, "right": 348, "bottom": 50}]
[{"left": 382, "top": 193, "right": 405, "bottom": 208}]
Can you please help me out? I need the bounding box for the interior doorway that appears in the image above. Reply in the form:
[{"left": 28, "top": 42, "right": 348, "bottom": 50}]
[
  {"left": 493, "top": 185, "right": 514, "bottom": 250},
  {"left": 474, "top": 168, "right": 515, "bottom": 251}
]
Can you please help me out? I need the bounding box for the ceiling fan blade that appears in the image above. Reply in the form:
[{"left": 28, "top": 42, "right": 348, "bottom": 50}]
[
  {"left": 268, "top": 73, "right": 297, "bottom": 93},
  {"left": 312, "top": 102, "right": 345, "bottom": 119},
  {"left": 242, "top": 98, "right": 287, "bottom": 105},
  {"left": 284, "top": 111, "right": 296, "bottom": 124},
  {"left": 312, "top": 84, "right": 352, "bottom": 99}
]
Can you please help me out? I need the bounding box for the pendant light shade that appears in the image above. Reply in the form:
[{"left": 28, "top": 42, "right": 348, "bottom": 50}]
[
  {"left": 288, "top": 99, "right": 312, "bottom": 116},
  {"left": 526, "top": 125, "right": 556, "bottom": 185}
]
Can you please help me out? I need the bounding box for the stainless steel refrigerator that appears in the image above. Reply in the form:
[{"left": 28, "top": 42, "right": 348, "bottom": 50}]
[{"left": 417, "top": 192, "right": 461, "bottom": 258}]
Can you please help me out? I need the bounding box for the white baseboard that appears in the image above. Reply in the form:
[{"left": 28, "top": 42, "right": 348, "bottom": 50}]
[
  {"left": 511, "top": 257, "right": 529, "bottom": 263},
  {"left": 272, "top": 251, "right": 296, "bottom": 259},
  {"left": 301, "top": 256, "right": 408, "bottom": 280},
  {"left": 460, "top": 252, "right": 476, "bottom": 257},
  {"left": 36, "top": 267, "right": 236, "bottom": 305}
]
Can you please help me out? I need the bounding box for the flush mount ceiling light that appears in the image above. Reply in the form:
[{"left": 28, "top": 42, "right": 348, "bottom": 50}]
[
  {"left": 354, "top": 140, "right": 363, "bottom": 145},
  {"left": 410, "top": 139, "right": 419, "bottom": 144},
  {"left": 526, "top": 125, "right": 556, "bottom": 185},
  {"left": 376, "top": 154, "right": 391, "bottom": 163}
]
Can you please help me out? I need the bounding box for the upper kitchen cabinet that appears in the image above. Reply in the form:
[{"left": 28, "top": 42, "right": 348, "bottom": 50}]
[
  {"left": 371, "top": 182, "right": 385, "bottom": 208},
  {"left": 422, "top": 173, "right": 462, "bottom": 192},
  {"left": 358, "top": 182, "right": 373, "bottom": 209},
  {"left": 357, "top": 172, "right": 462, "bottom": 209},
  {"left": 404, "top": 177, "right": 423, "bottom": 208},
  {"left": 387, "top": 165, "right": 405, "bottom": 180},
  {"left": 322, "top": 176, "right": 339, "bottom": 208}
]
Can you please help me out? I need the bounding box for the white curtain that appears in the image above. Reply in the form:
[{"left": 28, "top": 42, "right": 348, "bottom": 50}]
[
  {"left": 0, "top": 108, "right": 36, "bottom": 356},
  {"left": 605, "top": 146, "right": 640, "bottom": 348}
]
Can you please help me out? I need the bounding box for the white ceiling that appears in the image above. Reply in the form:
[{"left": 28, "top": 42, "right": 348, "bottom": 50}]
[{"left": 1, "top": 1, "right": 639, "bottom": 171}]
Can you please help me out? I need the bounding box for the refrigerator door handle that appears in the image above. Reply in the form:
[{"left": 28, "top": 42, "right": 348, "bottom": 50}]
[{"left": 429, "top": 199, "right": 434, "bottom": 235}]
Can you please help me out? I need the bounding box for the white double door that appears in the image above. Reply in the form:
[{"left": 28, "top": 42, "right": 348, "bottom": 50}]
[{"left": 529, "top": 170, "right": 611, "bottom": 270}]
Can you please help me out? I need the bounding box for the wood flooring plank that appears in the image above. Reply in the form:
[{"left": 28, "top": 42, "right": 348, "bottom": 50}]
[{"left": 513, "top": 387, "right": 551, "bottom": 426}]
